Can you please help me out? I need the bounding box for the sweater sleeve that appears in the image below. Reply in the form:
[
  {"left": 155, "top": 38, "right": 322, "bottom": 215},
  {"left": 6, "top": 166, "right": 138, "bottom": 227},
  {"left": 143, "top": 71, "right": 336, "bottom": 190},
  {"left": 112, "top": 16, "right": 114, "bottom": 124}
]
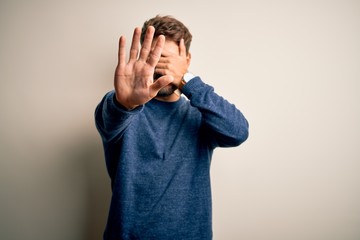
[
  {"left": 95, "top": 90, "right": 143, "bottom": 143},
  {"left": 182, "top": 77, "right": 249, "bottom": 148}
]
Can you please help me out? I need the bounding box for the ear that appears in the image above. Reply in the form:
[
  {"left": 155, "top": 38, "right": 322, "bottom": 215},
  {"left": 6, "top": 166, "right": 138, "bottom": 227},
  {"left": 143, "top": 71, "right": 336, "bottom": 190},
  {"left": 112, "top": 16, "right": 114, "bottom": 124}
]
[{"left": 186, "top": 52, "right": 192, "bottom": 67}]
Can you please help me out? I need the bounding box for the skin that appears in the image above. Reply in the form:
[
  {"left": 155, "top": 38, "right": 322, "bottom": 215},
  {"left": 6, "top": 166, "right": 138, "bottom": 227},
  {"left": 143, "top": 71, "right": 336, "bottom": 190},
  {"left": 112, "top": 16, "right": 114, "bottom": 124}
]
[
  {"left": 114, "top": 26, "right": 191, "bottom": 110},
  {"left": 153, "top": 38, "right": 191, "bottom": 101}
]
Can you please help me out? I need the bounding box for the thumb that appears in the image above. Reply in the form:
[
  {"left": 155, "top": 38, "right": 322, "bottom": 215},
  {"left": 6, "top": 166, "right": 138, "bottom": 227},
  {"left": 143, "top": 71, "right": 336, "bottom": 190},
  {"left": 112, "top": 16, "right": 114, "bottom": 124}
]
[{"left": 149, "top": 75, "right": 174, "bottom": 96}]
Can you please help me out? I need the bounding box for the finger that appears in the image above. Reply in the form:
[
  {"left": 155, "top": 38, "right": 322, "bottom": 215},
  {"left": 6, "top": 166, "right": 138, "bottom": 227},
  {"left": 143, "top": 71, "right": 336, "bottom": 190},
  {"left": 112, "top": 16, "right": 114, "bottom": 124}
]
[
  {"left": 139, "top": 26, "right": 155, "bottom": 62},
  {"left": 154, "top": 62, "right": 167, "bottom": 70},
  {"left": 149, "top": 75, "right": 174, "bottom": 96},
  {"left": 146, "top": 35, "right": 165, "bottom": 67},
  {"left": 154, "top": 68, "right": 167, "bottom": 76},
  {"left": 118, "top": 36, "right": 126, "bottom": 67},
  {"left": 129, "top": 27, "right": 141, "bottom": 62},
  {"left": 157, "top": 57, "right": 169, "bottom": 63},
  {"left": 179, "top": 38, "right": 186, "bottom": 57}
]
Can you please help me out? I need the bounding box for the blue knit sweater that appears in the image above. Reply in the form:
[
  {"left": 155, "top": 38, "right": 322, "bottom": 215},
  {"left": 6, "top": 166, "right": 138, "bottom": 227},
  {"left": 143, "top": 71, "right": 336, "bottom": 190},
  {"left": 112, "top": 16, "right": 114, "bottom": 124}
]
[{"left": 95, "top": 77, "right": 249, "bottom": 240}]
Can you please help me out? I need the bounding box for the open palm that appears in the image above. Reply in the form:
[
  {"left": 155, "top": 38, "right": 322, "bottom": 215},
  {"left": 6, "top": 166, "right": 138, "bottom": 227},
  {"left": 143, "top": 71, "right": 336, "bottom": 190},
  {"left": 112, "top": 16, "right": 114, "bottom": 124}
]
[{"left": 114, "top": 26, "right": 173, "bottom": 110}]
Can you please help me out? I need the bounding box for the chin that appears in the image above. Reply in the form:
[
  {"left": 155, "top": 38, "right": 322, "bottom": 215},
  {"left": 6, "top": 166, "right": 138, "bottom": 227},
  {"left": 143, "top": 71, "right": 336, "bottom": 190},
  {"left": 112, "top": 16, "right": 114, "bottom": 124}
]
[{"left": 157, "top": 84, "right": 178, "bottom": 97}]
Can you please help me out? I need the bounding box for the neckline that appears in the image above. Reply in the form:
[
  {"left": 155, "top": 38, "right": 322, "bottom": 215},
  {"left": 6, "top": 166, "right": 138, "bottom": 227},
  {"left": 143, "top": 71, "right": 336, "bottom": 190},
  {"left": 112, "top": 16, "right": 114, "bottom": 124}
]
[{"left": 148, "top": 96, "right": 185, "bottom": 108}]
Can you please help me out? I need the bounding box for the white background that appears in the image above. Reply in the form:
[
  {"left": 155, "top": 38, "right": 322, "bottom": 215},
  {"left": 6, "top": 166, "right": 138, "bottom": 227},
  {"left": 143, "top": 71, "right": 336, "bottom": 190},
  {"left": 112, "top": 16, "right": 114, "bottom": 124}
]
[{"left": 1, "top": 0, "right": 359, "bottom": 239}]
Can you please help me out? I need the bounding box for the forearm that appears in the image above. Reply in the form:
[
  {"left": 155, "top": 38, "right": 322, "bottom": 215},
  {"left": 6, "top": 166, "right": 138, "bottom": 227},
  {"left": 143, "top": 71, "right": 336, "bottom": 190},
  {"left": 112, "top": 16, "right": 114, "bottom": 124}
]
[
  {"left": 182, "top": 77, "right": 249, "bottom": 147},
  {"left": 95, "top": 91, "right": 143, "bottom": 143}
]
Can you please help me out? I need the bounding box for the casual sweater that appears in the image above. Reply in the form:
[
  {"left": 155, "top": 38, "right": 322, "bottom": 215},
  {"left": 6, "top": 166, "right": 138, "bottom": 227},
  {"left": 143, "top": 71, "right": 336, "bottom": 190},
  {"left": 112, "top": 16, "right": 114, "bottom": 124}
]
[{"left": 95, "top": 77, "right": 249, "bottom": 240}]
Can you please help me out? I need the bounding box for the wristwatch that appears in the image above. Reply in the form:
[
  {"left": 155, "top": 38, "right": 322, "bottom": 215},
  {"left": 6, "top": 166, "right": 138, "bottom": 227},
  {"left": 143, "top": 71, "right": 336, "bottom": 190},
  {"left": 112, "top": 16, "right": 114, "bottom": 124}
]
[{"left": 179, "top": 72, "right": 195, "bottom": 90}]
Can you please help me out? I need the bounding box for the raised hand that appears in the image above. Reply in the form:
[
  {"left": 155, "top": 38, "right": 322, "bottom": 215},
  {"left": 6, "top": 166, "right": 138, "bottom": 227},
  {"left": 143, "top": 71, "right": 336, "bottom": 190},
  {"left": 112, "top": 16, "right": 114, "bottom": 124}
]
[
  {"left": 154, "top": 39, "right": 191, "bottom": 87},
  {"left": 114, "top": 26, "right": 174, "bottom": 110}
]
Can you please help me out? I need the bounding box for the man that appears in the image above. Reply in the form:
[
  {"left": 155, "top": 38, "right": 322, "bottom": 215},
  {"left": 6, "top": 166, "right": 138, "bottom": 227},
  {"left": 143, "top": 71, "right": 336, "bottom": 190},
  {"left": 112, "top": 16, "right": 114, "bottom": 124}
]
[{"left": 95, "top": 15, "right": 249, "bottom": 240}]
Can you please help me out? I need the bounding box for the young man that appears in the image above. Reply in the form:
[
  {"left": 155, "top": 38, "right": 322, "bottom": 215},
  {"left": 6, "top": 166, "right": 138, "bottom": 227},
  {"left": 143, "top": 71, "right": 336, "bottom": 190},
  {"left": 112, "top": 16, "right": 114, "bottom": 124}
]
[{"left": 95, "top": 15, "right": 249, "bottom": 240}]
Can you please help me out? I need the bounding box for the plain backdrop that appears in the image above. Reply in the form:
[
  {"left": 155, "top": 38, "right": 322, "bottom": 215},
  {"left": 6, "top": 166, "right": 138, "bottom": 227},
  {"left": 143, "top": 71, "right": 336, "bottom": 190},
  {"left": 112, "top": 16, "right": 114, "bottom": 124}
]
[{"left": 1, "top": 0, "right": 359, "bottom": 239}]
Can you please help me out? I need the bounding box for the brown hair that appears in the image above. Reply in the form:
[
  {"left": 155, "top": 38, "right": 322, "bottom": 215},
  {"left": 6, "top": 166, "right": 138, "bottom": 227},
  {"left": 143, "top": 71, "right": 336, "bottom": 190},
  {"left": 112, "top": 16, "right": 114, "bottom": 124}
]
[{"left": 141, "top": 15, "right": 192, "bottom": 54}]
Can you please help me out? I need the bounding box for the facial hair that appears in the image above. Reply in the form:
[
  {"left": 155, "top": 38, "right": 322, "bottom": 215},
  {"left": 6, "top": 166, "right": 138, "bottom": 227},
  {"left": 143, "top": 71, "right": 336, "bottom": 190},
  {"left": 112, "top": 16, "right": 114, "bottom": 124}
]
[
  {"left": 153, "top": 74, "right": 177, "bottom": 97},
  {"left": 156, "top": 83, "right": 178, "bottom": 97}
]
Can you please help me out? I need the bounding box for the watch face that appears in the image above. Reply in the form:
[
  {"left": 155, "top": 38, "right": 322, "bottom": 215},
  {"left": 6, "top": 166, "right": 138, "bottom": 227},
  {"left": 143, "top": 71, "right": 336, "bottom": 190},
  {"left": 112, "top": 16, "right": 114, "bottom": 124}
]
[{"left": 184, "top": 72, "right": 195, "bottom": 82}]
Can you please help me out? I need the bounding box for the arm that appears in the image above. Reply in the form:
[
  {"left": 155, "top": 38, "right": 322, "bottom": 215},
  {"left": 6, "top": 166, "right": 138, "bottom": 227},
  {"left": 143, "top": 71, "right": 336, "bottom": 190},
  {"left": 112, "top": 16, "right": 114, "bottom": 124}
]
[
  {"left": 142, "top": 34, "right": 248, "bottom": 147},
  {"left": 95, "top": 26, "right": 173, "bottom": 142},
  {"left": 182, "top": 77, "right": 249, "bottom": 148},
  {"left": 95, "top": 91, "right": 143, "bottom": 143}
]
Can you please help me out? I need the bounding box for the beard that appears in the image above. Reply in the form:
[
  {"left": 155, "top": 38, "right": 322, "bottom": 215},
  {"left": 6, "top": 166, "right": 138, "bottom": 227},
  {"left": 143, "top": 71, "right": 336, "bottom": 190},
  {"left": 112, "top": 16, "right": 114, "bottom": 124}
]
[
  {"left": 156, "top": 83, "right": 178, "bottom": 97},
  {"left": 154, "top": 73, "right": 178, "bottom": 97}
]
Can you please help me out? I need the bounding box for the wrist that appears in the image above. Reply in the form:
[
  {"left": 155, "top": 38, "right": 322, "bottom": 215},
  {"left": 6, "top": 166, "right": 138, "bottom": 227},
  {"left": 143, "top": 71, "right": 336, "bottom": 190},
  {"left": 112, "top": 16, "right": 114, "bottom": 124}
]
[
  {"left": 114, "top": 94, "right": 138, "bottom": 111},
  {"left": 179, "top": 72, "right": 195, "bottom": 90}
]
